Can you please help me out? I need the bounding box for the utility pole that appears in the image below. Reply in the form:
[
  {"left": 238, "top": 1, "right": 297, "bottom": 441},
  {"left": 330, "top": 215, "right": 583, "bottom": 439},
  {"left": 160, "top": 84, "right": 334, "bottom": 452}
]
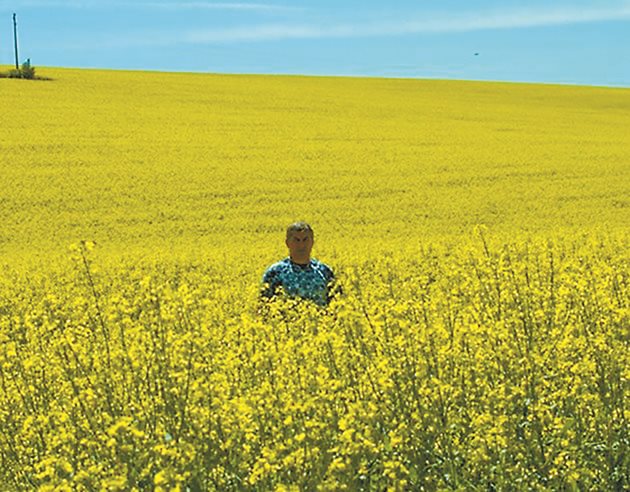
[{"left": 13, "top": 13, "right": 19, "bottom": 70}]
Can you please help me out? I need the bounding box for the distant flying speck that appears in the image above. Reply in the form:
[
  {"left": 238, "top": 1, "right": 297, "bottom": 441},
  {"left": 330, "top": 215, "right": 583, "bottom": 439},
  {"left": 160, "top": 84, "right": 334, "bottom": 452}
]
[{"left": 474, "top": 53, "right": 479, "bottom": 56}]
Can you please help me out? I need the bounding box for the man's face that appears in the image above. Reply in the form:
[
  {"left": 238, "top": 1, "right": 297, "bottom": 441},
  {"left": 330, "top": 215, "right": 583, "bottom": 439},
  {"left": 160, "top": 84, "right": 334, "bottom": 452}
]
[{"left": 286, "top": 230, "right": 314, "bottom": 262}]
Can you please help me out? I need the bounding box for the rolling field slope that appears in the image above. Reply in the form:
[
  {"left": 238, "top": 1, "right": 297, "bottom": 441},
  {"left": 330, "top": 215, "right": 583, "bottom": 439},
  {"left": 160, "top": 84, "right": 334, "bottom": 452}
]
[
  {"left": 0, "top": 68, "right": 628, "bottom": 490},
  {"left": 1, "top": 67, "right": 629, "bottom": 263}
]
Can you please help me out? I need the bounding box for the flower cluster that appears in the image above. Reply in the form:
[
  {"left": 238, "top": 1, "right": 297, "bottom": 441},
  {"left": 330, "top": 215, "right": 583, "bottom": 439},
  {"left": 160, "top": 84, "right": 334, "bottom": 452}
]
[{"left": 0, "top": 236, "right": 627, "bottom": 490}]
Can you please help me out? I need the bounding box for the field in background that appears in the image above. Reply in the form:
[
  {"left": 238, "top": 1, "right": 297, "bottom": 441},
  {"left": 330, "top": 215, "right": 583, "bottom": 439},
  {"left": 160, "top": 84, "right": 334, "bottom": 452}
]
[
  {"left": 1, "top": 67, "right": 629, "bottom": 264},
  {"left": 0, "top": 68, "right": 628, "bottom": 490}
]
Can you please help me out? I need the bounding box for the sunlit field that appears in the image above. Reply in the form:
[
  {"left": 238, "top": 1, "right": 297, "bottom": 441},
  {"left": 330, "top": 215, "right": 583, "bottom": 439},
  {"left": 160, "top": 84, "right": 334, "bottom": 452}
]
[{"left": 0, "top": 67, "right": 628, "bottom": 490}]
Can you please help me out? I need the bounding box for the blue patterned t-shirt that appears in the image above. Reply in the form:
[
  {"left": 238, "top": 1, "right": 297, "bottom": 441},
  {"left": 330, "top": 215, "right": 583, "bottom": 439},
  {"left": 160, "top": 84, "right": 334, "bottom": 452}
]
[{"left": 261, "top": 257, "right": 337, "bottom": 306}]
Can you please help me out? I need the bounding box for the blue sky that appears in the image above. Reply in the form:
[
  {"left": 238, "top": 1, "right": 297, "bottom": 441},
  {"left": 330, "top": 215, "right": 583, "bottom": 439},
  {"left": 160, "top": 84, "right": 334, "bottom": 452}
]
[{"left": 1, "top": 0, "right": 629, "bottom": 86}]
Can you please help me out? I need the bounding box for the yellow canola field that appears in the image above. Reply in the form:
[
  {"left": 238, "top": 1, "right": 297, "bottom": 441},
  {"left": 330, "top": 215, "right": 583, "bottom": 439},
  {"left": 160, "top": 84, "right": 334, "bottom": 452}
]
[
  {"left": 1, "top": 67, "right": 629, "bottom": 260},
  {"left": 0, "top": 68, "right": 629, "bottom": 490}
]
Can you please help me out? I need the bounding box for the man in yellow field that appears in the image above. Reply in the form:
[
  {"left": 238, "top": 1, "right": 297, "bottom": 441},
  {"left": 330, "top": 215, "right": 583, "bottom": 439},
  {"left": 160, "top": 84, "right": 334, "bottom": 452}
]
[{"left": 260, "top": 221, "right": 340, "bottom": 307}]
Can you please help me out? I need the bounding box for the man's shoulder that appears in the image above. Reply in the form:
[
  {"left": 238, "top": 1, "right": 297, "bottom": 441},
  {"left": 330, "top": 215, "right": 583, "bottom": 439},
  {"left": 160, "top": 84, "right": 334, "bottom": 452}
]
[
  {"left": 263, "top": 258, "right": 291, "bottom": 277},
  {"left": 311, "top": 258, "right": 335, "bottom": 276}
]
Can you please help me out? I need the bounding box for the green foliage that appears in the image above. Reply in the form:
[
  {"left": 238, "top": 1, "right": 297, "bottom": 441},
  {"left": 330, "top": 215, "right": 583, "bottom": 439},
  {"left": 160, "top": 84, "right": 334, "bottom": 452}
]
[
  {"left": 0, "top": 68, "right": 22, "bottom": 78},
  {"left": 0, "top": 62, "right": 46, "bottom": 80},
  {"left": 20, "top": 61, "right": 36, "bottom": 79}
]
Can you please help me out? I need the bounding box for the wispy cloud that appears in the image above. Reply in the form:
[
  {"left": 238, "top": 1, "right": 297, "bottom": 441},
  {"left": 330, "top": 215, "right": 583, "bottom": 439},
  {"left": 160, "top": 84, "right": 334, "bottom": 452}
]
[
  {"left": 182, "top": 4, "right": 630, "bottom": 43},
  {"left": 0, "top": 1, "right": 295, "bottom": 11},
  {"left": 140, "top": 1, "right": 298, "bottom": 11}
]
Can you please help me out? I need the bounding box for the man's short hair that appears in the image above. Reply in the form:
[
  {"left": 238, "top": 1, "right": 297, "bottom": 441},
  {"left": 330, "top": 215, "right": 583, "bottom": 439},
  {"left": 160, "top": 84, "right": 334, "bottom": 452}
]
[{"left": 286, "top": 221, "right": 314, "bottom": 239}]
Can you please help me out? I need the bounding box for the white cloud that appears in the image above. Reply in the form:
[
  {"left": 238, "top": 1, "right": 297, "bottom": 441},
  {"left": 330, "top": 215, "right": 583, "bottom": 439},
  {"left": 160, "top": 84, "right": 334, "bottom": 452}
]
[
  {"left": 183, "top": 4, "right": 630, "bottom": 43},
  {"left": 142, "top": 1, "right": 298, "bottom": 11},
  {"left": 0, "top": 1, "right": 295, "bottom": 11}
]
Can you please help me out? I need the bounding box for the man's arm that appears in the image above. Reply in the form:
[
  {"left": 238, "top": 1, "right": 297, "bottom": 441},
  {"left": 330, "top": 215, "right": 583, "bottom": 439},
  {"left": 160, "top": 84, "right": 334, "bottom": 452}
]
[
  {"left": 323, "top": 266, "right": 342, "bottom": 304},
  {"left": 260, "top": 268, "right": 280, "bottom": 301}
]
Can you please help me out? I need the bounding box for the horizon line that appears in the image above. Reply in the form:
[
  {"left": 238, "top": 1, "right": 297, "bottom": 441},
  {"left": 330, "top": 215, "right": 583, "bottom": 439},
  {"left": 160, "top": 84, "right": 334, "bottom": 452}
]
[{"left": 6, "top": 64, "right": 628, "bottom": 90}]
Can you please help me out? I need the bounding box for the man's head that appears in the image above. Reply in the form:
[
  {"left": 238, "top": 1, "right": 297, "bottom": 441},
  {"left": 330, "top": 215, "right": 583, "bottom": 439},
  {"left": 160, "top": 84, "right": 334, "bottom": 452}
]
[{"left": 285, "top": 221, "right": 314, "bottom": 264}]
